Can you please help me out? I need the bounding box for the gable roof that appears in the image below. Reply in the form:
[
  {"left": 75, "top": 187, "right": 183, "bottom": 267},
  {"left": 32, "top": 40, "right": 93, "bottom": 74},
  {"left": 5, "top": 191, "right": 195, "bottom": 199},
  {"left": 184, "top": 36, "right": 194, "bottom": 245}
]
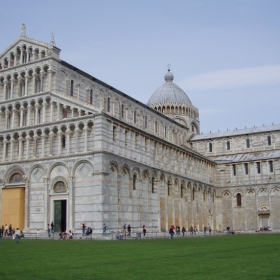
[{"left": 191, "top": 124, "right": 280, "bottom": 141}]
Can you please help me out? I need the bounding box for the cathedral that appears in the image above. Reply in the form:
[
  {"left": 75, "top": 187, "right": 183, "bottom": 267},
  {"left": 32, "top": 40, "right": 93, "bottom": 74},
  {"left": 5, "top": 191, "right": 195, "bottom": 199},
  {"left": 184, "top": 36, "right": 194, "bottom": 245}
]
[{"left": 0, "top": 25, "right": 279, "bottom": 234}]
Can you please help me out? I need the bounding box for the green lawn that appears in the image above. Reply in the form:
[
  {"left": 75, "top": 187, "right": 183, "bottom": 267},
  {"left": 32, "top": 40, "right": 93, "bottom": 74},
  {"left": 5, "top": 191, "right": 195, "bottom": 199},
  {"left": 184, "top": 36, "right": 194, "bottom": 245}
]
[{"left": 1, "top": 234, "right": 279, "bottom": 280}]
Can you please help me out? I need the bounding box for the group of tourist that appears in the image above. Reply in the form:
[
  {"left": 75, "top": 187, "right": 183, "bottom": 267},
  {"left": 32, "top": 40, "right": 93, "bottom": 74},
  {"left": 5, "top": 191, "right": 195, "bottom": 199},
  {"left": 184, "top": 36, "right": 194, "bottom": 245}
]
[
  {"left": 255, "top": 226, "right": 271, "bottom": 232},
  {"left": 81, "top": 223, "right": 93, "bottom": 236},
  {"left": 169, "top": 225, "right": 213, "bottom": 239},
  {"left": 115, "top": 224, "right": 146, "bottom": 240},
  {"left": 0, "top": 225, "right": 24, "bottom": 243},
  {"left": 59, "top": 230, "right": 74, "bottom": 240},
  {"left": 1, "top": 224, "right": 13, "bottom": 236}
]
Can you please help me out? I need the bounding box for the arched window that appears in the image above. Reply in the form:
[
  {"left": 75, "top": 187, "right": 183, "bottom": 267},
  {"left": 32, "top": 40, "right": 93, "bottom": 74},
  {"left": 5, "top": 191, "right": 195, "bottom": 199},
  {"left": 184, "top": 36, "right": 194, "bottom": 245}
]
[
  {"left": 107, "top": 97, "right": 110, "bottom": 112},
  {"left": 62, "top": 135, "right": 66, "bottom": 148},
  {"left": 181, "top": 185, "right": 184, "bottom": 198},
  {"left": 70, "top": 80, "right": 74, "bottom": 96},
  {"left": 144, "top": 116, "right": 147, "bottom": 128},
  {"left": 134, "top": 111, "right": 137, "bottom": 124},
  {"left": 133, "top": 174, "right": 137, "bottom": 190},
  {"left": 152, "top": 177, "right": 155, "bottom": 193},
  {"left": 192, "top": 188, "right": 195, "bottom": 201},
  {"left": 113, "top": 126, "right": 116, "bottom": 142},
  {"left": 90, "top": 89, "right": 93, "bottom": 105},
  {"left": 227, "top": 140, "right": 230, "bottom": 150},
  {"left": 237, "top": 193, "right": 242, "bottom": 206},
  {"left": 246, "top": 138, "right": 250, "bottom": 148},
  {"left": 267, "top": 135, "right": 271, "bottom": 146},
  {"left": 167, "top": 180, "right": 171, "bottom": 196},
  {"left": 209, "top": 142, "right": 213, "bottom": 152},
  {"left": 192, "top": 124, "right": 195, "bottom": 132}
]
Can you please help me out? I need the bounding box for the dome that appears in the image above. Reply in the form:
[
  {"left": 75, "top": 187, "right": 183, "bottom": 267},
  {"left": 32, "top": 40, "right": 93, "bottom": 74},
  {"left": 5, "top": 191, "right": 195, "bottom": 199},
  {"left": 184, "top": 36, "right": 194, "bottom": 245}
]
[{"left": 147, "top": 69, "right": 192, "bottom": 105}]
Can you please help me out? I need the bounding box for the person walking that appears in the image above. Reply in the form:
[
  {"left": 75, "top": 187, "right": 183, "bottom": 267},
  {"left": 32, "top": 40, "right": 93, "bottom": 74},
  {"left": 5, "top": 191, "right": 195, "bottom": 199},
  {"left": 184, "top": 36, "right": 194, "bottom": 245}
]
[
  {"left": 15, "top": 228, "right": 21, "bottom": 243},
  {"left": 123, "top": 223, "right": 127, "bottom": 236},
  {"left": 127, "top": 224, "right": 131, "bottom": 236},
  {"left": 190, "top": 225, "right": 194, "bottom": 235},
  {"left": 47, "top": 224, "right": 51, "bottom": 237},
  {"left": 208, "top": 225, "right": 212, "bottom": 234},
  {"left": 102, "top": 224, "right": 107, "bottom": 236},
  {"left": 182, "top": 227, "right": 186, "bottom": 236},
  {"left": 203, "top": 226, "right": 207, "bottom": 235},
  {"left": 82, "top": 223, "right": 86, "bottom": 236},
  {"left": 4, "top": 224, "right": 8, "bottom": 236},
  {"left": 142, "top": 225, "right": 146, "bottom": 237},
  {"left": 169, "top": 226, "right": 174, "bottom": 239},
  {"left": 51, "top": 221, "right": 54, "bottom": 233}
]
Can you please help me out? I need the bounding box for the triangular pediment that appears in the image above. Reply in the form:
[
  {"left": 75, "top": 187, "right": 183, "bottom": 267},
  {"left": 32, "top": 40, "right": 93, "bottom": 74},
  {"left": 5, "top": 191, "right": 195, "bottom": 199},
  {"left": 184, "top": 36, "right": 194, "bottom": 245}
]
[{"left": 0, "top": 24, "right": 60, "bottom": 70}]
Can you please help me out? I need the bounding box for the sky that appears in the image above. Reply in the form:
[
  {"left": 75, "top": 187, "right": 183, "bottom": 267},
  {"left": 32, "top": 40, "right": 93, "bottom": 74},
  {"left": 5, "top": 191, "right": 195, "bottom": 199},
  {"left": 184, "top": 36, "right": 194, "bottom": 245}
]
[{"left": 0, "top": 0, "right": 279, "bottom": 134}]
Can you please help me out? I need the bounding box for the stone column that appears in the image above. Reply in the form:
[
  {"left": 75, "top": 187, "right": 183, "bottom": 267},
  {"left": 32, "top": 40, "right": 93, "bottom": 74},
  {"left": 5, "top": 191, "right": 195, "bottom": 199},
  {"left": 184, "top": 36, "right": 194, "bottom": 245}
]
[
  {"left": 40, "top": 71, "right": 44, "bottom": 92},
  {"left": 10, "top": 78, "right": 14, "bottom": 99},
  {"left": 26, "top": 135, "right": 31, "bottom": 159},
  {"left": 83, "top": 127, "right": 88, "bottom": 152},
  {"left": 66, "top": 130, "right": 70, "bottom": 154},
  {"left": 71, "top": 107, "right": 74, "bottom": 118},
  {"left": 56, "top": 103, "right": 60, "bottom": 121},
  {"left": 10, "top": 138, "right": 15, "bottom": 161},
  {"left": 0, "top": 112, "right": 4, "bottom": 130},
  {"left": 50, "top": 101, "right": 53, "bottom": 122},
  {"left": 49, "top": 132, "right": 54, "bottom": 155},
  {"left": 24, "top": 75, "right": 28, "bottom": 96},
  {"left": 63, "top": 105, "right": 67, "bottom": 119},
  {"left": 11, "top": 109, "right": 16, "bottom": 129},
  {"left": 20, "top": 47, "right": 23, "bottom": 64},
  {"left": 2, "top": 139, "right": 7, "bottom": 161},
  {"left": 35, "top": 104, "right": 39, "bottom": 125},
  {"left": 44, "top": 177, "right": 49, "bottom": 231},
  {"left": 27, "top": 105, "right": 31, "bottom": 126},
  {"left": 41, "top": 133, "right": 46, "bottom": 157},
  {"left": 68, "top": 177, "right": 75, "bottom": 231},
  {"left": 24, "top": 179, "right": 30, "bottom": 231},
  {"left": 42, "top": 101, "right": 46, "bottom": 123},
  {"left": 3, "top": 79, "right": 7, "bottom": 100},
  {"left": 33, "top": 134, "right": 38, "bottom": 158},
  {"left": 32, "top": 50, "right": 36, "bottom": 61},
  {"left": 57, "top": 130, "right": 62, "bottom": 155},
  {"left": 20, "top": 106, "right": 24, "bottom": 127},
  {"left": 18, "top": 137, "right": 23, "bottom": 160},
  {"left": 32, "top": 73, "right": 37, "bottom": 93},
  {"left": 48, "top": 69, "right": 53, "bottom": 92},
  {"left": 5, "top": 111, "right": 9, "bottom": 129}
]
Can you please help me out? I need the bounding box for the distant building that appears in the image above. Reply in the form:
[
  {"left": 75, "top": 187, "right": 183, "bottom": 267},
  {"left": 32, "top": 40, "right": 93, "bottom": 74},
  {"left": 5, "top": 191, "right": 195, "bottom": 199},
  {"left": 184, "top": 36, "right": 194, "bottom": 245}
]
[{"left": 0, "top": 25, "right": 279, "bottom": 233}]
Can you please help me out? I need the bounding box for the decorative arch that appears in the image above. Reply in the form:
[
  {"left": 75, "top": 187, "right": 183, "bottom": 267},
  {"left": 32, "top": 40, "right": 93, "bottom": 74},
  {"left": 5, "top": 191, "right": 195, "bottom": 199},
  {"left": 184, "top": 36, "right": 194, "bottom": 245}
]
[
  {"left": 72, "top": 160, "right": 94, "bottom": 178},
  {"left": 46, "top": 161, "right": 70, "bottom": 178},
  {"left": 5, "top": 164, "right": 26, "bottom": 184}
]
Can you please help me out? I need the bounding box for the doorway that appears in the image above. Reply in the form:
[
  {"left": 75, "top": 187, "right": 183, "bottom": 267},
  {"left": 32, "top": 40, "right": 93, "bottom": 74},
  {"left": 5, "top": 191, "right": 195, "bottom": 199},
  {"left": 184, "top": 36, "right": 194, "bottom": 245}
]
[
  {"left": 54, "top": 200, "right": 67, "bottom": 232},
  {"left": 261, "top": 216, "right": 269, "bottom": 228}
]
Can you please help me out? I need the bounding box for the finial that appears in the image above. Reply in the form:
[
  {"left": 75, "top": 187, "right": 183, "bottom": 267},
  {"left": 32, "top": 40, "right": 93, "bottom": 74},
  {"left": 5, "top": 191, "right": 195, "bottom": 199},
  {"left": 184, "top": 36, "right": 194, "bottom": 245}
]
[
  {"left": 50, "top": 33, "right": 55, "bottom": 46},
  {"left": 167, "top": 64, "right": 171, "bottom": 72},
  {"left": 21, "top": 23, "right": 26, "bottom": 37}
]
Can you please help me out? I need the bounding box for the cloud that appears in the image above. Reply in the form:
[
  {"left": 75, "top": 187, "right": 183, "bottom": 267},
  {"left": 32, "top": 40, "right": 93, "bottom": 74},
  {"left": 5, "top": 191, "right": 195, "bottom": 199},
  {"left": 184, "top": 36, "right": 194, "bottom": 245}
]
[{"left": 182, "top": 64, "right": 280, "bottom": 91}]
